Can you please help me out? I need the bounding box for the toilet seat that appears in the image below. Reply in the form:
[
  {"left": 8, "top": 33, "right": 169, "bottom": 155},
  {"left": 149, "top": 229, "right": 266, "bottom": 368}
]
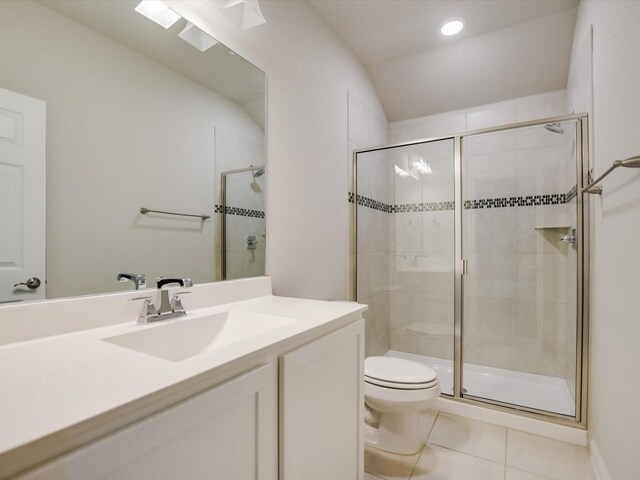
[
  {"left": 365, "top": 356, "right": 438, "bottom": 390},
  {"left": 365, "top": 376, "right": 438, "bottom": 390}
]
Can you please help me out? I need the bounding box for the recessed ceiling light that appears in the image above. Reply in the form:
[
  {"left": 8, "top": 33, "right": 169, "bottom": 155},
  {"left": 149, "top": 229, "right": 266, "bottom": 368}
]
[
  {"left": 135, "top": 0, "right": 181, "bottom": 29},
  {"left": 440, "top": 18, "right": 464, "bottom": 36}
]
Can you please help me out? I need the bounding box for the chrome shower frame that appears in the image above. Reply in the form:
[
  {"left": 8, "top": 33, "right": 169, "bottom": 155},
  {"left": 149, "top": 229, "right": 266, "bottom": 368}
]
[{"left": 351, "top": 113, "right": 590, "bottom": 428}]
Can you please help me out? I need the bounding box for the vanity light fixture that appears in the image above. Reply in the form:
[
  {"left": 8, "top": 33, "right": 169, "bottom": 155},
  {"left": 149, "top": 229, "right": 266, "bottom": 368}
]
[
  {"left": 179, "top": 22, "right": 219, "bottom": 52},
  {"left": 440, "top": 18, "right": 464, "bottom": 36},
  {"left": 134, "top": 0, "right": 181, "bottom": 29},
  {"left": 221, "top": 0, "right": 266, "bottom": 30}
]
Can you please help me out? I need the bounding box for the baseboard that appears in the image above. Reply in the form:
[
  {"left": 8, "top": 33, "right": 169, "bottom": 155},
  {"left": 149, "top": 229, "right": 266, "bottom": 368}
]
[
  {"left": 434, "top": 396, "right": 588, "bottom": 446},
  {"left": 590, "top": 438, "right": 612, "bottom": 480}
]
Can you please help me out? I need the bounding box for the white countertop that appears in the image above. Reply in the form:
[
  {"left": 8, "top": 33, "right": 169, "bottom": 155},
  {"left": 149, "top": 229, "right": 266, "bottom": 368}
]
[{"left": 0, "top": 295, "right": 366, "bottom": 462}]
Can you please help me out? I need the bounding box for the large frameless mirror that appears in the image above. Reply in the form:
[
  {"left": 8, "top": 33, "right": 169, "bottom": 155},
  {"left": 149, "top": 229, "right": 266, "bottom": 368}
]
[{"left": 0, "top": 0, "right": 266, "bottom": 305}]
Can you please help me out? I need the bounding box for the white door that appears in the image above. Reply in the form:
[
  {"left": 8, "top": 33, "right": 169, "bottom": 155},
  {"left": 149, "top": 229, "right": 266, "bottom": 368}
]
[{"left": 0, "top": 87, "right": 45, "bottom": 303}]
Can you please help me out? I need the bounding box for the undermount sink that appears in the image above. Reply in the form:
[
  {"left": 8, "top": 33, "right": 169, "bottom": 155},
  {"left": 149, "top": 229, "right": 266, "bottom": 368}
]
[{"left": 103, "top": 311, "right": 298, "bottom": 362}]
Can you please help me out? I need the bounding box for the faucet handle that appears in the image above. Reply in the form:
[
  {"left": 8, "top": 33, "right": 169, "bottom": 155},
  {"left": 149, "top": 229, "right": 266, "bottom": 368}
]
[
  {"left": 171, "top": 291, "right": 191, "bottom": 312},
  {"left": 132, "top": 296, "right": 157, "bottom": 323}
]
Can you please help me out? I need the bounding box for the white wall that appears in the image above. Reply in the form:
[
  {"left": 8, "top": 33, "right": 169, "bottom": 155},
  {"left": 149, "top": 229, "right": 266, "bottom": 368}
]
[
  {"left": 168, "top": 0, "right": 387, "bottom": 300},
  {"left": 568, "top": 2, "right": 640, "bottom": 479},
  {"left": 0, "top": 1, "right": 263, "bottom": 298}
]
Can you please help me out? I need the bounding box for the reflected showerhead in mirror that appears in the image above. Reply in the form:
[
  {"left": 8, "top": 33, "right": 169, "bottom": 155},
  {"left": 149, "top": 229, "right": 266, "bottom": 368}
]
[
  {"left": 544, "top": 122, "right": 564, "bottom": 134},
  {"left": 250, "top": 165, "right": 265, "bottom": 192}
]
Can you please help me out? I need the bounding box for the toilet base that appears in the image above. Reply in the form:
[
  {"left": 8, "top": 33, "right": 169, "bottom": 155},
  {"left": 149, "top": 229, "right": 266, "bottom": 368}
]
[{"left": 364, "top": 410, "right": 423, "bottom": 455}]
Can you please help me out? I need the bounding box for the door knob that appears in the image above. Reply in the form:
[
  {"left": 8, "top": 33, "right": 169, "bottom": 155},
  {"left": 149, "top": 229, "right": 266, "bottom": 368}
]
[{"left": 13, "top": 277, "right": 41, "bottom": 289}]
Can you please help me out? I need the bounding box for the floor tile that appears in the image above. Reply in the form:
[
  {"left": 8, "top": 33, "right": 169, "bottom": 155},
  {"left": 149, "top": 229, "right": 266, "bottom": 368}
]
[
  {"left": 506, "top": 467, "right": 553, "bottom": 479},
  {"left": 427, "top": 413, "right": 507, "bottom": 463},
  {"left": 365, "top": 473, "right": 385, "bottom": 480},
  {"left": 506, "top": 430, "right": 596, "bottom": 480},
  {"left": 410, "top": 444, "right": 505, "bottom": 480},
  {"left": 418, "top": 409, "right": 438, "bottom": 441},
  {"left": 365, "top": 445, "right": 421, "bottom": 480}
]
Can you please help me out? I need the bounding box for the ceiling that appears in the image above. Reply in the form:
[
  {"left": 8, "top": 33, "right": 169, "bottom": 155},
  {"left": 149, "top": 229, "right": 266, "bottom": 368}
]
[
  {"left": 310, "top": 0, "right": 579, "bottom": 122},
  {"left": 39, "top": 0, "right": 265, "bottom": 127}
]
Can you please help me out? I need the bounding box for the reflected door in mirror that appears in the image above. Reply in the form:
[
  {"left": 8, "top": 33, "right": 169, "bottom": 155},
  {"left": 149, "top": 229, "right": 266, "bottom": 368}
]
[{"left": 0, "top": 88, "right": 45, "bottom": 303}]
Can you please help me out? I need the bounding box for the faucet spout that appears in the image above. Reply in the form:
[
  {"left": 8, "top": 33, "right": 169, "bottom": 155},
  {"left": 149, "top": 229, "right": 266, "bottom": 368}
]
[
  {"left": 118, "top": 273, "right": 146, "bottom": 290},
  {"left": 156, "top": 278, "right": 193, "bottom": 315}
]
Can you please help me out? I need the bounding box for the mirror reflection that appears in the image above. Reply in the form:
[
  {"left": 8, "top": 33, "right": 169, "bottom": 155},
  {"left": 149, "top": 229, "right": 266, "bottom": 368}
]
[{"left": 0, "top": 0, "right": 266, "bottom": 304}]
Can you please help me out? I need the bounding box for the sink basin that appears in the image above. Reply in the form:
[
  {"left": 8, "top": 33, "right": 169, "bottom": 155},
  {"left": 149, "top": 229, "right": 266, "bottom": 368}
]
[{"left": 103, "top": 311, "right": 297, "bottom": 362}]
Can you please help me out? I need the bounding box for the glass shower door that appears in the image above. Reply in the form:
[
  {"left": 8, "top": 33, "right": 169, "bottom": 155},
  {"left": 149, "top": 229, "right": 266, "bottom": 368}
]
[
  {"left": 461, "top": 120, "right": 579, "bottom": 416},
  {"left": 355, "top": 138, "right": 456, "bottom": 394}
]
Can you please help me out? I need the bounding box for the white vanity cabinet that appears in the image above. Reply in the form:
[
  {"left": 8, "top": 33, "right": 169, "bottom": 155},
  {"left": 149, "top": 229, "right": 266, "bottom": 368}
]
[
  {"left": 14, "top": 319, "right": 365, "bottom": 480},
  {"left": 280, "top": 320, "right": 365, "bottom": 480},
  {"left": 18, "top": 364, "right": 278, "bottom": 480}
]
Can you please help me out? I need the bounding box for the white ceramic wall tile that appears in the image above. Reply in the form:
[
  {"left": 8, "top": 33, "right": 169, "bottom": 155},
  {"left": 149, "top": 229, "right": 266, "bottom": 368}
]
[
  {"left": 506, "top": 430, "right": 595, "bottom": 480},
  {"left": 421, "top": 113, "right": 466, "bottom": 138},
  {"left": 516, "top": 92, "right": 567, "bottom": 122},
  {"left": 358, "top": 208, "right": 393, "bottom": 254},
  {"left": 428, "top": 413, "right": 507, "bottom": 464},
  {"left": 394, "top": 213, "right": 422, "bottom": 253},
  {"left": 464, "top": 209, "right": 518, "bottom": 254},
  {"left": 517, "top": 144, "right": 568, "bottom": 197},
  {"left": 517, "top": 254, "right": 567, "bottom": 303},
  {"left": 466, "top": 105, "right": 518, "bottom": 131},
  {"left": 464, "top": 253, "right": 518, "bottom": 300},
  {"left": 389, "top": 122, "right": 422, "bottom": 144},
  {"left": 412, "top": 444, "right": 504, "bottom": 480},
  {"left": 421, "top": 211, "right": 454, "bottom": 254},
  {"left": 463, "top": 151, "right": 518, "bottom": 199}
]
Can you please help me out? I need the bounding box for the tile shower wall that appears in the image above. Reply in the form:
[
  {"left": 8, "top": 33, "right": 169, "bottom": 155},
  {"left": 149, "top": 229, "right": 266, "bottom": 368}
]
[
  {"left": 387, "top": 91, "right": 574, "bottom": 379},
  {"left": 389, "top": 140, "right": 456, "bottom": 362},
  {"left": 214, "top": 128, "right": 266, "bottom": 280},
  {"left": 349, "top": 90, "right": 390, "bottom": 357}
]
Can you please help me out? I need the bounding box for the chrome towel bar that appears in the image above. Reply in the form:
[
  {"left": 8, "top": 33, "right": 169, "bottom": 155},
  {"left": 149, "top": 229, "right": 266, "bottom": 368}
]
[
  {"left": 583, "top": 155, "right": 640, "bottom": 195},
  {"left": 140, "top": 207, "right": 210, "bottom": 220}
]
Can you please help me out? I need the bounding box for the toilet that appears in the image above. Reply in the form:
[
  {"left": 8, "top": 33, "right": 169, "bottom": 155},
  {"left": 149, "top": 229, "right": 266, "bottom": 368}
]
[{"left": 364, "top": 356, "right": 440, "bottom": 455}]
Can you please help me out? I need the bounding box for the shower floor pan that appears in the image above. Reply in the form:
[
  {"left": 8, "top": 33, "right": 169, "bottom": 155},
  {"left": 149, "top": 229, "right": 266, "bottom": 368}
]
[{"left": 386, "top": 350, "right": 575, "bottom": 417}]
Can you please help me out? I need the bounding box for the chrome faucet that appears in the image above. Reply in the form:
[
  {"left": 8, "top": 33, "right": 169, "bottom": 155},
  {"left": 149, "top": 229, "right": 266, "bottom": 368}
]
[
  {"left": 132, "top": 277, "right": 192, "bottom": 324},
  {"left": 118, "top": 273, "right": 146, "bottom": 290}
]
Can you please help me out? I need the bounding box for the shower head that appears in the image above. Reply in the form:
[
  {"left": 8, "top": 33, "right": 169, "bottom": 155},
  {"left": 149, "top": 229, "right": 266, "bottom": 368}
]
[
  {"left": 252, "top": 166, "right": 265, "bottom": 178},
  {"left": 544, "top": 122, "right": 564, "bottom": 134}
]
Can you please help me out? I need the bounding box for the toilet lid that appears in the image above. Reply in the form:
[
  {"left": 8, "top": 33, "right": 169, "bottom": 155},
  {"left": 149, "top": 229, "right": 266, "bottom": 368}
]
[{"left": 364, "top": 356, "right": 437, "bottom": 386}]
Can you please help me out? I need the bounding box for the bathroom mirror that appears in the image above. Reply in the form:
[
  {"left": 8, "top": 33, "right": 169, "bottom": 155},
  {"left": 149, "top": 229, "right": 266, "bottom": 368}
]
[{"left": 0, "top": 0, "right": 266, "bottom": 304}]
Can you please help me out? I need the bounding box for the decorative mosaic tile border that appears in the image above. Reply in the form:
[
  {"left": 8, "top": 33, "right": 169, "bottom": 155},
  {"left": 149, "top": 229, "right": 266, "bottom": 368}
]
[
  {"left": 350, "top": 184, "right": 579, "bottom": 213},
  {"left": 393, "top": 201, "right": 455, "bottom": 213},
  {"left": 215, "top": 204, "right": 265, "bottom": 218},
  {"left": 565, "top": 185, "right": 578, "bottom": 203},
  {"left": 464, "top": 194, "right": 566, "bottom": 209}
]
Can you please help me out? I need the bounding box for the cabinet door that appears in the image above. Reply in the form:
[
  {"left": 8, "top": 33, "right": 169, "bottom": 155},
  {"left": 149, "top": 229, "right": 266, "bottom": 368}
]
[
  {"left": 19, "top": 364, "right": 277, "bottom": 480},
  {"left": 280, "top": 319, "right": 365, "bottom": 480}
]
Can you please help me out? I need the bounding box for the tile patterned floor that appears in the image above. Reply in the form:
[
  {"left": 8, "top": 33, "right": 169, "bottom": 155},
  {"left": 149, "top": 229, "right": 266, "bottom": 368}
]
[{"left": 365, "top": 411, "right": 596, "bottom": 480}]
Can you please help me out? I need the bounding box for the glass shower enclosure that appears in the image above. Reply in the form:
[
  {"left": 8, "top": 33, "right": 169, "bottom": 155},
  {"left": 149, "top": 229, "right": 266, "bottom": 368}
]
[{"left": 352, "top": 114, "right": 589, "bottom": 425}]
